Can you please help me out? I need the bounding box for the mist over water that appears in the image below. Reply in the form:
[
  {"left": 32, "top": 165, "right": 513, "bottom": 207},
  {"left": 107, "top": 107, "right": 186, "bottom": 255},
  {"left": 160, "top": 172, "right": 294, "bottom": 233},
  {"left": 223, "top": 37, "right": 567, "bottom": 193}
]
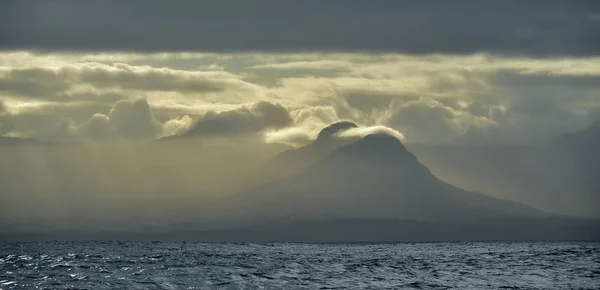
[
  {"left": 1, "top": 241, "right": 598, "bottom": 289},
  {"left": 0, "top": 139, "right": 284, "bottom": 231}
]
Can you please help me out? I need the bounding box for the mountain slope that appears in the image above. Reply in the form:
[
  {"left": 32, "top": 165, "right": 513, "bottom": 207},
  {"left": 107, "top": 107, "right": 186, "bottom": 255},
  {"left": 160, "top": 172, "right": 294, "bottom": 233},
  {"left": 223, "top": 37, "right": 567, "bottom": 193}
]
[
  {"left": 238, "top": 133, "right": 541, "bottom": 222},
  {"left": 407, "top": 121, "right": 600, "bottom": 217}
]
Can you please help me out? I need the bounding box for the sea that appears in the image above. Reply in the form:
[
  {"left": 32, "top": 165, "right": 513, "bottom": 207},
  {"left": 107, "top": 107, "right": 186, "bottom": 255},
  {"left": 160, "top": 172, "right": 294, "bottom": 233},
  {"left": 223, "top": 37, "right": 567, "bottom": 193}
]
[{"left": 1, "top": 241, "right": 598, "bottom": 289}]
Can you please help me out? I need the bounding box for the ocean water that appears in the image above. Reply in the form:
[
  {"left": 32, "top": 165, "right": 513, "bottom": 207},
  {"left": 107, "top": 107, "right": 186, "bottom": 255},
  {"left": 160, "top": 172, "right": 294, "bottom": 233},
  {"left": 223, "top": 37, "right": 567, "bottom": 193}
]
[{"left": 0, "top": 241, "right": 598, "bottom": 289}]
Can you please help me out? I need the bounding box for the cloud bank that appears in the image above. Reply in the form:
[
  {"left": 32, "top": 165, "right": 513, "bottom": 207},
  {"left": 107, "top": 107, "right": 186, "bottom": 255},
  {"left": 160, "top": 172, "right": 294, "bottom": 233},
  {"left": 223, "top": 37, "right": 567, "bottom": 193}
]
[{"left": 0, "top": 52, "right": 598, "bottom": 146}]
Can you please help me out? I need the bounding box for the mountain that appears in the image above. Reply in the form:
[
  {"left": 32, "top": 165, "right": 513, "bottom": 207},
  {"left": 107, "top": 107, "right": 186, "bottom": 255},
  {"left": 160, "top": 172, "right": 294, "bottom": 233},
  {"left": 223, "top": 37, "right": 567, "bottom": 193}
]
[
  {"left": 237, "top": 132, "right": 541, "bottom": 222},
  {"left": 407, "top": 122, "right": 600, "bottom": 218},
  {"left": 265, "top": 121, "right": 359, "bottom": 179}
]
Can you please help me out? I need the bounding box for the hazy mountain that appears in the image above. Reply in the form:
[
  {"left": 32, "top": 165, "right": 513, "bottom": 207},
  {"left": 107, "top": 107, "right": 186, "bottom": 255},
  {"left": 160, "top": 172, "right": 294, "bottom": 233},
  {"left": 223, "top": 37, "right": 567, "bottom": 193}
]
[
  {"left": 255, "top": 121, "right": 600, "bottom": 218},
  {"left": 236, "top": 132, "right": 541, "bottom": 223},
  {"left": 407, "top": 122, "right": 600, "bottom": 218}
]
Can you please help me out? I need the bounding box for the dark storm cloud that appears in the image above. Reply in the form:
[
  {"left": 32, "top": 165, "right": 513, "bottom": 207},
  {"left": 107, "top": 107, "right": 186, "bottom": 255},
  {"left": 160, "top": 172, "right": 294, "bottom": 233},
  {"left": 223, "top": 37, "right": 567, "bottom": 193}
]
[{"left": 0, "top": 0, "right": 598, "bottom": 56}]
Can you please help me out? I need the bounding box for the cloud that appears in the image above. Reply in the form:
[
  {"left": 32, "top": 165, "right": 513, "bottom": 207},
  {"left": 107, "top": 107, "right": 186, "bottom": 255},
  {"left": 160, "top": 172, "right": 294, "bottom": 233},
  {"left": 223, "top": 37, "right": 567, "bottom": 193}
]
[
  {"left": 292, "top": 106, "right": 340, "bottom": 126},
  {"left": 264, "top": 120, "right": 404, "bottom": 148},
  {"left": 260, "top": 54, "right": 600, "bottom": 145},
  {"left": 0, "top": 99, "right": 7, "bottom": 113},
  {"left": 263, "top": 107, "right": 347, "bottom": 147},
  {"left": 104, "top": 98, "right": 162, "bottom": 139},
  {"left": 337, "top": 126, "right": 404, "bottom": 141},
  {"left": 0, "top": 99, "right": 13, "bottom": 135},
  {"left": 1, "top": 51, "right": 599, "bottom": 146},
  {"left": 33, "top": 117, "right": 80, "bottom": 141},
  {"left": 0, "top": 63, "right": 258, "bottom": 101},
  {"left": 252, "top": 60, "right": 352, "bottom": 71},
  {"left": 264, "top": 127, "right": 316, "bottom": 147},
  {"left": 161, "top": 115, "right": 193, "bottom": 137},
  {"left": 21, "top": 98, "right": 194, "bottom": 141},
  {"left": 184, "top": 101, "right": 293, "bottom": 138},
  {"left": 77, "top": 63, "right": 252, "bottom": 93},
  {"left": 1, "top": 1, "right": 597, "bottom": 56},
  {"left": 52, "top": 98, "right": 164, "bottom": 141},
  {"left": 77, "top": 113, "right": 112, "bottom": 139},
  {"left": 385, "top": 98, "right": 495, "bottom": 144},
  {"left": 0, "top": 67, "right": 72, "bottom": 99}
]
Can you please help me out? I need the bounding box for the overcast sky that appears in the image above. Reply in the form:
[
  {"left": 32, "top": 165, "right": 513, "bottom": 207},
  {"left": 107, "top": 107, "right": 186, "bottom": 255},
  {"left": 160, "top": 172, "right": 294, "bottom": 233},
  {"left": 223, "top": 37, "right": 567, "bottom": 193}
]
[{"left": 0, "top": 0, "right": 599, "bottom": 146}]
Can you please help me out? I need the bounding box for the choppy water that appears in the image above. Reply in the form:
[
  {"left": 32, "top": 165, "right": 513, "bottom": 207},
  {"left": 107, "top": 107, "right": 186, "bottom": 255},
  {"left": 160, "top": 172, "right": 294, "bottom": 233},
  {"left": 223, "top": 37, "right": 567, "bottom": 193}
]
[{"left": 0, "top": 241, "right": 598, "bottom": 289}]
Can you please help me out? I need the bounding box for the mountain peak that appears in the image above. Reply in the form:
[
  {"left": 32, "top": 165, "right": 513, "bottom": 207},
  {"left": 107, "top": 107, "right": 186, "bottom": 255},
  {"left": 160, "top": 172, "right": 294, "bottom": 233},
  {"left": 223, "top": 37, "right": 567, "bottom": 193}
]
[
  {"left": 360, "top": 132, "right": 402, "bottom": 142},
  {"left": 333, "top": 132, "right": 414, "bottom": 165},
  {"left": 316, "top": 121, "right": 358, "bottom": 142},
  {"left": 352, "top": 133, "right": 407, "bottom": 151}
]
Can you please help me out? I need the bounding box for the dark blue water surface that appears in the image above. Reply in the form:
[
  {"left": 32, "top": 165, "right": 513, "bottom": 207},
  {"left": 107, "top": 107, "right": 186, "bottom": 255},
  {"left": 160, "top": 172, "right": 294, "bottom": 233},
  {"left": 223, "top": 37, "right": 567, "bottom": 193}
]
[{"left": 1, "top": 241, "right": 598, "bottom": 289}]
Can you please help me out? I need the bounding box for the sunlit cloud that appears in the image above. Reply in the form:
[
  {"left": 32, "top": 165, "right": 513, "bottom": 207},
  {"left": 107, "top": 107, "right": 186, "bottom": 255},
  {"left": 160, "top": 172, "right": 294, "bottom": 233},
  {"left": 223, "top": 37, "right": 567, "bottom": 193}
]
[{"left": 0, "top": 51, "right": 598, "bottom": 145}]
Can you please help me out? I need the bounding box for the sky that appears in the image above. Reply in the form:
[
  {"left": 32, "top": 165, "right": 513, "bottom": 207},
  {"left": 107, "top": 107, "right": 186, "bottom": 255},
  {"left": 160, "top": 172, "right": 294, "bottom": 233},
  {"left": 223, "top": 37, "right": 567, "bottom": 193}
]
[
  {"left": 0, "top": 1, "right": 600, "bottom": 232},
  {"left": 0, "top": 0, "right": 598, "bottom": 146}
]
